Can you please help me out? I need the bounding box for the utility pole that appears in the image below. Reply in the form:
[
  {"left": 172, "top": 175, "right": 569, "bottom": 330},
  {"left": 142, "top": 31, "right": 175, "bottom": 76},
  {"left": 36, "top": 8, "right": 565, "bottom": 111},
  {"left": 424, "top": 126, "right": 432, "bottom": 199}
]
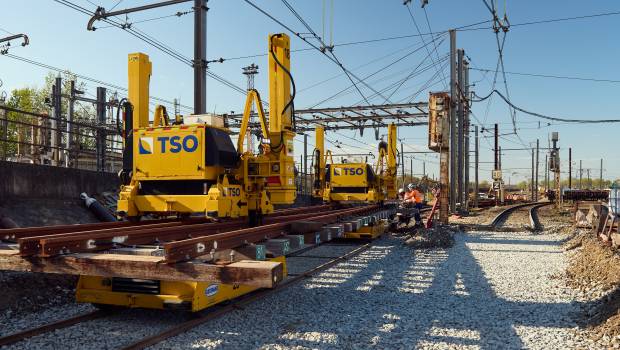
[
  {"left": 464, "top": 58, "right": 470, "bottom": 211},
  {"left": 579, "top": 160, "right": 582, "bottom": 189},
  {"left": 0, "top": 92, "right": 6, "bottom": 161},
  {"left": 531, "top": 148, "right": 535, "bottom": 201},
  {"left": 423, "top": 161, "right": 426, "bottom": 178},
  {"left": 587, "top": 169, "right": 591, "bottom": 189},
  {"left": 50, "top": 76, "right": 62, "bottom": 166},
  {"left": 87, "top": 0, "right": 206, "bottom": 114},
  {"left": 544, "top": 154, "right": 548, "bottom": 193},
  {"left": 449, "top": 29, "right": 457, "bottom": 213},
  {"left": 194, "top": 0, "right": 207, "bottom": 114},
  {"left": 600, "top": 158, "right": 604, "bottom": 189},
  {"left": 303, "top": 133, "right": 308, "bottom": 196},
  {"left": 401, "top": 142, "right": 405, "bottom": 188},
  {"left": 568, "top": 148, "right": 572, "bottom": 189},
  {"left": 474, "top": 125, "right": 479, "bottom": 208},
  {"left": 96, "top": 87, "right": 107, "bottom": 172},
  {"left": 68, "top": 80, "right": 76, "bottom": 168},
  {"left": 410, "top": 157, "right": 413, "bottom": 181},
  {"left": 535, "top": 139, "right": 539, "bottom": 201},
  {"left": 550, "top": 132, "right": 560, "bottom": 207},
  {"left": 456, "top": 48, "right": 464, "bottom": 209},
  {"left": 493, "top": 123, "right": 499, "bottom": 206}
]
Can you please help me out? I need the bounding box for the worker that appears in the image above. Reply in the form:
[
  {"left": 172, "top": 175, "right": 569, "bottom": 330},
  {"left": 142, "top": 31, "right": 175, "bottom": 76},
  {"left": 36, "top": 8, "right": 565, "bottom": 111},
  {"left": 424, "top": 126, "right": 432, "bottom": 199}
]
[
  {"left": 398, "top": 188, "right": 405, "bottom": 201},
  {"left": 404, "top": 183, "right": 424, "bottom": 226}
]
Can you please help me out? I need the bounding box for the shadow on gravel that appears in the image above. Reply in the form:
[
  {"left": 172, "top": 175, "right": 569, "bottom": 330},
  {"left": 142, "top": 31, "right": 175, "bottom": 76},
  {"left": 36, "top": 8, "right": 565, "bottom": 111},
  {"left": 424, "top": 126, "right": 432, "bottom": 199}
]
[{"left": 157, "top": 233, "right": 592, "bottom": 350}]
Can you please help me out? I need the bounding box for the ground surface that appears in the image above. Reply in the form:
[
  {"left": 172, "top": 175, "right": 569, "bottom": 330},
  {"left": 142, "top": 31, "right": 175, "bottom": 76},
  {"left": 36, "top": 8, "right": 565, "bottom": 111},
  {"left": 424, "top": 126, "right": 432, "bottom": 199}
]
[{"left": 3, "top": 204, "right": 619, "bottom": 349}]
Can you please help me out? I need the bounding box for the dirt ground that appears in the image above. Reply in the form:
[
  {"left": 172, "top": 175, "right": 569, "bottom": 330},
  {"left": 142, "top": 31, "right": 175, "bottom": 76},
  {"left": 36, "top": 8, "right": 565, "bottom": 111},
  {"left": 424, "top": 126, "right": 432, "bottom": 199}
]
[
  {"left": 564, "top": 232, "right": 620, "bottom": 344},
  {"left": 448, "top": 206, "right": 505, "bottom": 226}
]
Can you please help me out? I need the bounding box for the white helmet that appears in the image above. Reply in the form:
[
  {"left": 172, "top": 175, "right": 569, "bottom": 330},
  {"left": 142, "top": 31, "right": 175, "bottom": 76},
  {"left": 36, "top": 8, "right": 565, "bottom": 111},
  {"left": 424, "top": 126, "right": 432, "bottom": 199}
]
[{"left": 398, "top": 188, "right": 405, "bottom": 194}]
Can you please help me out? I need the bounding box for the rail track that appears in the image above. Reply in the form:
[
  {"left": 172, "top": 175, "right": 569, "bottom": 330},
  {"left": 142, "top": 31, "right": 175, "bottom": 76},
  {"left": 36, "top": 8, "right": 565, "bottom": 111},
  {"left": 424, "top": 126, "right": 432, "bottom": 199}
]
[
  {"left": 490, "top": 202, "right": 552, "bottom": 231},
  {"left": 0, "top": 240, "right": 370, "bottom": 348}
]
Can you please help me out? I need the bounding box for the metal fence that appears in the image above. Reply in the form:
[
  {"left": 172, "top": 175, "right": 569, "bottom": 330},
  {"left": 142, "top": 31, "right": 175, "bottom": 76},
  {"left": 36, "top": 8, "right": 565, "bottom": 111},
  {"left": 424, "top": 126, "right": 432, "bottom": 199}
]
[{"left": 0, "top": 104, "right": 123, "bottom": 172}]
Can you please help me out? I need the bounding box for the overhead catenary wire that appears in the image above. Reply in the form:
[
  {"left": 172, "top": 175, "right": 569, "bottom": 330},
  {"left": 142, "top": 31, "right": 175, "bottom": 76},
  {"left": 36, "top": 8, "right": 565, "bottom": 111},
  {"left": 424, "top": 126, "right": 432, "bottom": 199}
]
[
  {"left": 53, "top": 0, "right": 252, "bottom": 103},
  {"left": 404, "top": 2, "right": 448, "bottom": 90},
  {"left": 3, "top": 53, "right": 193, "bottom": 112},
  {"left": 471, "top": 67, "right": 620, "bottom": 84},
  {"left": 243, "top": 0, "right": 392, "bottom": 105},
  {"left": 309, "top": 32, "right": 447, "bottom": 108},
  {"left": 473, "top": 89, "right": 620, "bottom": 124}
]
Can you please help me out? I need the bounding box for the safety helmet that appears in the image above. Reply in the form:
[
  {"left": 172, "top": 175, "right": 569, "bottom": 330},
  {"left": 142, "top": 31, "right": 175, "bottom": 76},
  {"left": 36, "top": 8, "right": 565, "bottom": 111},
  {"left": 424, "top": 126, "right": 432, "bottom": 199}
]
[
  {"left": 398, "top": 188, "right": 405, "bottom": 194},
  {"left": 407, "top": 183, "right": 415, "bottom": 190}
]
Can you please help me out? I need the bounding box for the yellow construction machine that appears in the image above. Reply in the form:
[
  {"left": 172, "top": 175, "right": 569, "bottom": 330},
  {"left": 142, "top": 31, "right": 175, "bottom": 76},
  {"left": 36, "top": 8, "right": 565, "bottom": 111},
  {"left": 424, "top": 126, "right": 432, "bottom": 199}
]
[
  {"left": 116, "top": 33, "right": 296, "bottom": 225},
  {"left": 77, "top": 34, "right": 296, "bottom": 311},
  {"left": 312, "top": 124, "right": 398, "bottom": 204}
]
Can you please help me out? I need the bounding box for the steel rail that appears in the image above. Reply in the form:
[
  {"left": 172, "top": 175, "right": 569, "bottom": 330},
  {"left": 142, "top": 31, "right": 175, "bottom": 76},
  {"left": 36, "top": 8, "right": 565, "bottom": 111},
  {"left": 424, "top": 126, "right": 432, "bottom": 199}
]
[
  {"left": 3, "top": 204, "right": 334, "bottom": 241},
  {"left": 120, "top": 243, "right": 372, "bottom": 350},
  {"left": 163, "top": 205, "right": 378, "bottom": 262},
  {"left": 16, "top": 205, "right": 337, "bottom": 257},
  {"left": 489, "top": 202, "right": 545, "bottom": 230},
  {"left": 0, "top": 310, "right": 107, "bottom": 347},
  {"left": 529, "top": 202, "right": 552, "bottom": 231}
]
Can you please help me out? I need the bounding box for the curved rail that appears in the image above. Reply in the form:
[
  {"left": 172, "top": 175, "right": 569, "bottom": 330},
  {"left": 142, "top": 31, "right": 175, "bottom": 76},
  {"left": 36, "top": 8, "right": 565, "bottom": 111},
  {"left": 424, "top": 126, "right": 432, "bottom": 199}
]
[
  {"left": 529, "top": 203, "right": 552, "bottom": 231},
  {"left": 490, "top": 202, "right": 552, "bottom": 231},
  {"left": 489, "top": 202, "right": 536, "bottom": 229}
]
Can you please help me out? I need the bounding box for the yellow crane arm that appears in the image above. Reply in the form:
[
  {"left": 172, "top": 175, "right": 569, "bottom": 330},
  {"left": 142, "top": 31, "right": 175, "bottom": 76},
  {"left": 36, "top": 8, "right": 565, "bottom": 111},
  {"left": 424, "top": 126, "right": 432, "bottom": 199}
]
[{"left": 236, "top": 89, "right": 269, "bottom": 154}]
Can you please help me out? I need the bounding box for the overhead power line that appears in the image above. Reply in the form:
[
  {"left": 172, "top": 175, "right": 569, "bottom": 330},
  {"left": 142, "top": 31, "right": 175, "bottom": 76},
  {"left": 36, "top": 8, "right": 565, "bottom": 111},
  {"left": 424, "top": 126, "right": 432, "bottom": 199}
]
[
  {"left": 243, "top": 0, "right": 393, "bottom": 104},
  {"left": 471, "top": 67, "right": 620, "bottom": 84},
  {"left": 3, "top": 53, "right": 193, "bottom": 111},
  {"left": 473, "top": 89, "right": 620, "bottom": 124},
  {"left": 53, "top": 0, "right": 250, "bottom": 101}
]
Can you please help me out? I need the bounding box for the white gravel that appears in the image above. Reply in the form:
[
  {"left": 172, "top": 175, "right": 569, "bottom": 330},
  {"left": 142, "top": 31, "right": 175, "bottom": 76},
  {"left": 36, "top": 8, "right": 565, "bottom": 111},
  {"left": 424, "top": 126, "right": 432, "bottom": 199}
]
[{"left": 3, "top": 230, "right": 601, "bottom": 349}]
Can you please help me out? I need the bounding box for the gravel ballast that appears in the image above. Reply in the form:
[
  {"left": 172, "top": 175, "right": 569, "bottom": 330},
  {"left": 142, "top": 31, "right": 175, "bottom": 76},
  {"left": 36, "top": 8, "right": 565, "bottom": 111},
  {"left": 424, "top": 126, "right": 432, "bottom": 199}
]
[{"left": 3, "top": 228, "right": 600, "bottom": 349}]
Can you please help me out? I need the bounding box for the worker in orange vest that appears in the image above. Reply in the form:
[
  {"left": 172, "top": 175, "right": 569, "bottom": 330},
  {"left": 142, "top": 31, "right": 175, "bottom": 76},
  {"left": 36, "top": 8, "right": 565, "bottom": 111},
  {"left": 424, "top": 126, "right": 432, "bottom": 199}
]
[{"left": 403, "top": 183, "right": 424, "bottom": 226}]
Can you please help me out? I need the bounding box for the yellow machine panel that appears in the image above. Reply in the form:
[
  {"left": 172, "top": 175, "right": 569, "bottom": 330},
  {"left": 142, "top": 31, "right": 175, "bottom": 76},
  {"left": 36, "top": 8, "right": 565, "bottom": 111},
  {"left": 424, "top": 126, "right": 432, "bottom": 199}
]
[
  {"left": 77, "top": 257, "right": 286, "bottom": 312},
  {"left": 134, "top": 126, "right": 206, "bottom": 180},
  {"left": 329, "top": 163, "right": 368, "bottom": 187}
]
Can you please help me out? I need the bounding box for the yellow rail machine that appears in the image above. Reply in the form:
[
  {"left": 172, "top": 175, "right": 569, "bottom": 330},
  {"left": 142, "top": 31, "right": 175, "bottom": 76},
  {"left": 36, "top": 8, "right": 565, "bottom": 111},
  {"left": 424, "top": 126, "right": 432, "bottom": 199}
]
[
  {"left": 78, "top": 34, "right": 296, "bottom": 312},
  {"left": 312, "top": 124, "right": 398, "bottom": 204},
  {"left": 117, "top": 34, "right": 296, "bottom": 225}
]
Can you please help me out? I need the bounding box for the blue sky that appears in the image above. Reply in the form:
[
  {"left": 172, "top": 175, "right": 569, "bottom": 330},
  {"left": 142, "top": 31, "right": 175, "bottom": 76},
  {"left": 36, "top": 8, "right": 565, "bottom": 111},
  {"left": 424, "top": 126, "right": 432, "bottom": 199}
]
[{"left": 1, "top": 0, "right": 619, "bottom": 184}]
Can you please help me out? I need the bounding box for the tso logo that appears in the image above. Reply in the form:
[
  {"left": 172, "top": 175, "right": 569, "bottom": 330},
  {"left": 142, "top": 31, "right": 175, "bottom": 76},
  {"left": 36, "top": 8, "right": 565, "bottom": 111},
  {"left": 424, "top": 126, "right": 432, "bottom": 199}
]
[
  {"left": 205, "top": 284, "right": 219, "bottom": 297},
  {"left": 139, "top": 135, "right": 199, "bottom": 154},
  {"left": 334, "top": 167, "right": 364, "bottom": 176}
]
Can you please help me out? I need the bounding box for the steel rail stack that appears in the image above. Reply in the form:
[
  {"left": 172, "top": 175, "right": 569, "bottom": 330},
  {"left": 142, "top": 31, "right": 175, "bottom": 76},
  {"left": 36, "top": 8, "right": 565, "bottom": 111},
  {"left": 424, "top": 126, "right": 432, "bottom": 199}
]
[{"left": 0, "top": 204, "right": 394, "bottom": 293}]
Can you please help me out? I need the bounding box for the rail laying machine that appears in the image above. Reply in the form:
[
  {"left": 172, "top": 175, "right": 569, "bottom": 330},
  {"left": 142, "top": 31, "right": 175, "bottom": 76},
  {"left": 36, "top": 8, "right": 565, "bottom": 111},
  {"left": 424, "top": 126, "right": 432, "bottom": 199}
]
[
  {"left": 78, "top": 34, "right": 299, "bottom": 311},
  {"left": 312, "top": 124, "right": 398, "bottom": 205}
]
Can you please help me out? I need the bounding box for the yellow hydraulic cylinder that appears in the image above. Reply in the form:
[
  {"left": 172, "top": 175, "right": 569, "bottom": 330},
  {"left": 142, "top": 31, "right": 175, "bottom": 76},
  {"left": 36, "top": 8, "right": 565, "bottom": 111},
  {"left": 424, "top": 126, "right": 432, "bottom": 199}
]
[
  {"left": 268, "top": 33, "right": 292, "bottom": 135},
  {"left": 386, "top": 123, "right": 398, "bottom": 198},
  {"left": 313, "top": 126, "right": 325, "bottom": 198},
  {"left": 128, "top": 53, "right": 152, "bottom": 130}
]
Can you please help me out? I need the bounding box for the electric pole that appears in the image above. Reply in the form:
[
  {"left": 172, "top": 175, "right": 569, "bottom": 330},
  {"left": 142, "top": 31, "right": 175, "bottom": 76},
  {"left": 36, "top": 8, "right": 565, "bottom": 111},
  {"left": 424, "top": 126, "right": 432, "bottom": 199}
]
[
  {"left": 535, "top": 139, "right": 539, "bottom": 201},
  {"left": 449, "top": 29, "right": 457, "bottom": 213},
  {"left": 456, "top": 48, "right": 464, "bottom": 209},
  {"left": 474, "top": 125, "right": 479, "bottom": 208},
  {"left": 579, "top": 160, "right": 582, "bottom": 189},
  {"left": 568, "top": 148, "right": 572, "bottom": 189},
  {"left": 401, "top": 142, "right": 405, "bottom": 188},
  {"left": 531, "top": 148, "right": 535, "bottom": 201},
  {"left": 600, "top": 158, "right": 604, "bottom": 189}
]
